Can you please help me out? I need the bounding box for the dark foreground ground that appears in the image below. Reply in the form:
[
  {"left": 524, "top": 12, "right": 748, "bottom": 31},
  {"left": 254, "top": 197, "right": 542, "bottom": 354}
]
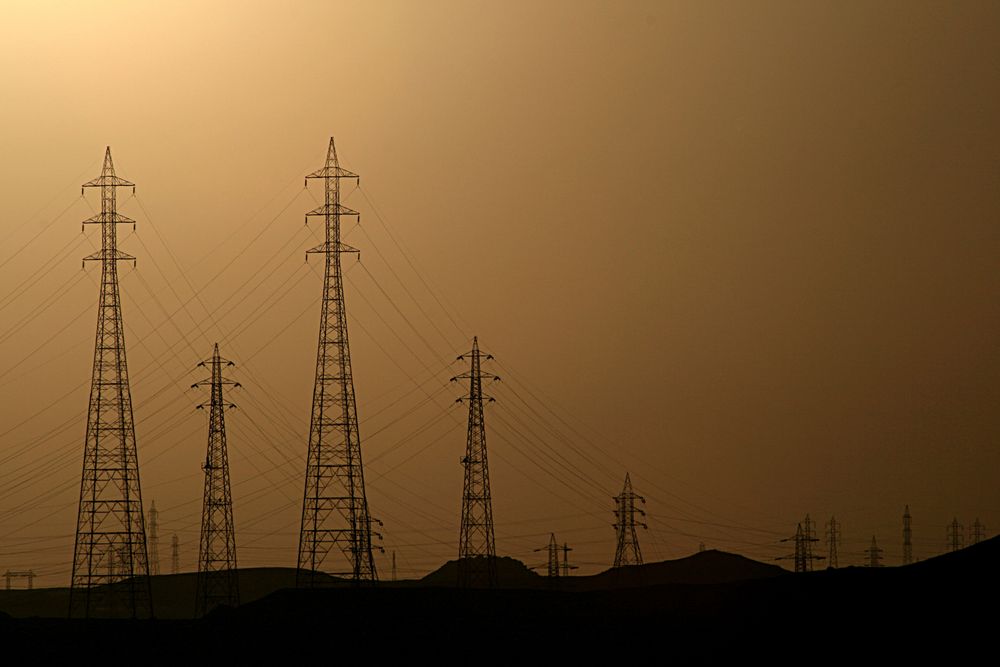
[{"left": 1, "top": 538, "right": 996, "bottom": 661}]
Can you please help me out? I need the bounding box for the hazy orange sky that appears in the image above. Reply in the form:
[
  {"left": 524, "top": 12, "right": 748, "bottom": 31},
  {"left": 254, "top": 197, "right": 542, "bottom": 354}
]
[{"left": 0, "top": 1, "right": 998, "bottom": 584}]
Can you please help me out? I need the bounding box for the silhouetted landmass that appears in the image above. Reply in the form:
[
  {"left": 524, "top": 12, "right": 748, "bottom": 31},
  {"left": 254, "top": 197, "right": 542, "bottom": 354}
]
[
  {"left": 418, "top": 555, "right": 542, "bottom": 588},
  {"left": 1, "top": 539, "right": 996, "bottom": 659}
]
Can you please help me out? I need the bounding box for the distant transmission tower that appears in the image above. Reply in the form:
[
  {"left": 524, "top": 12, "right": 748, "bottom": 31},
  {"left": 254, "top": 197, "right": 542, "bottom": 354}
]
[
  {"left": 803, "top": 514, "right": 817, "bottom": 567},
  {"left": 561, "top": 543, "right": 577, "bottom": 577},
  {"left": 970, "top": 518, "right": 985, "bottom": 545},
  {"left": 149, "top": 501, "right": 160, "bottom": 576},
  {"left": 452, "top": 337, "right": 499, "bottom": 588},
  {"left": 779, "top": 520, "right": 823, "bottom": 572},
  {"left": 534, "top": 533, "right": 560, "bottom": 578},
  {"left": 947, "top": 518, "right": 964, "bottom": 552},
  {"left": 194, "top": 344, "right": 240, "bottom": 615},
  {"left": 865, "top": 536, "right": 883, "bottom": 568},
  {"left": 171, "top": 534, "right": 180, "bottom": 575},
  {"left": 902, "top": 505, "right": 913, "bottom": 565},
  {"left": 613, "top": 473, "right": 646, "bottom": 567},
  {"left": 69, "top": 147, "right": 152, "bottom": 619},
  {"left": 826, "top": 516, "right": 840, "bottom": 568},
  {"left": 297, "top": 137, "right": 380, "bottom": 586}
]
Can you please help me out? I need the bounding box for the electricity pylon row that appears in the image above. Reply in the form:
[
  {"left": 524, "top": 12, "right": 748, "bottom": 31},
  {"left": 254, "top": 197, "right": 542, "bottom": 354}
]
[{"left": 62, "top": 140, "right": 669, "bottom": 615}]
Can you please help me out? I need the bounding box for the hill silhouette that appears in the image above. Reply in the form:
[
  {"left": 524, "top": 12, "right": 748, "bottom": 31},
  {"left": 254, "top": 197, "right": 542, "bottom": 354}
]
[{"left": 1, "top": 539, "right": 996, "bottom": 660}]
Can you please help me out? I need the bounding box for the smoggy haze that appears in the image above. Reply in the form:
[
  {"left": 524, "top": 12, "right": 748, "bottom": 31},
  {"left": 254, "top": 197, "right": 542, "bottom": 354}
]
[{"left": 0, "top": 1, "right": 998, "bottom": 583}]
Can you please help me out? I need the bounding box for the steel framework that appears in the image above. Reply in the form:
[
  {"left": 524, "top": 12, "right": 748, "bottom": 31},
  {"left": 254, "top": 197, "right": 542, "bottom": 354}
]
[
  {"left": 194, "top": 344, "right": 240, "bottom": 615},
  {"left": 453, "top": 337, "right": 499, "bottom": 587},
  {"left": 297, "top": 137, "right": 379, "bottom": 585},
  {"left": 69, "top": 147, "right": 151, "bottom": 619},
  {"left": 613, "top": 473, "right": 646, "bottom": 567}
]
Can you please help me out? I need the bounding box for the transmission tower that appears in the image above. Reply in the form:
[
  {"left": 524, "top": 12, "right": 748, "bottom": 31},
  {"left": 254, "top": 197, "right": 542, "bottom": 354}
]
[
  {"left": 452, "top": 337, "right": 499, "bottom": 588},
  {"left": 194, "top": 344, "right": 240, "bottom": 615},
  {"left": 171, "top": 534, "right": 180, "bottom": 574},
  {"left": 613, "top": 473, "right": 647, "bottom": 567},
  {"left": 947, "top": 518, "right": 964, "bottom": 552},
  {"left": 803, "top": 514, "right": 817, "bottom": 566},
  {"left": 391, "top": 551, "right": 397, "bottom": 582},
  {"left": 534, "top": 533, "right": 560, "bottom": 578},
  {"left": 970, "top": 518, "right": 985, "bottom": 545},
  {"left": 778, "top": 520, "right": 823, "bottom": 572},
  {"left": 297, "top": 137, "right": 380, "bottom": 586},
  {"left": 69, "top": 147, "right": 151, "bottom": 619},
  {"left": 561, "top": 543, "right": 577, "bottom": 577},
  {"left": 148, "top": 500, "right": 160, "bottom": 576},
  {"left": 865, "top": 536, "right": 883, "bottom": 567},
  {"left": 903, "top": 505, "right": 913, "bottom": 565},
  {"left": 826, "top": 516, "right": 840, "bottom": 568}
]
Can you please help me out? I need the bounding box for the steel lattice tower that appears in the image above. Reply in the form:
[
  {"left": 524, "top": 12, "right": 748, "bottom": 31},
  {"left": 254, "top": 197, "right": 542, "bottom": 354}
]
[
  {"left": 535, "top": 533, "right": 560, "bottom": 578},
  {"left": 194, "top": 344, "right": 240, "bottom": 615},
  {"left": 297, "top": 137, "right": 379, "bottom": 585},
  {"left": 171, "top": 534, "right": 180, "bottom": 575},
  {"left": 826, "top": 516, "right": 840, "bottom": 568},
  {"left": 970, "top": 518, "right": 985, "bottom": 545},
  {"left": 453, "top": 336, "right": 499, "bottom": 588},
  {"left": 149, "top": 500, "right": 160, "bottom": 576},
  {"left": 865, "top": 535, "right": 883, "bottom": 567},
  {"left": 778, "top": 520, "right": 823, "bottom": 572},
  {"left": 69, "top": 147, "right": 152, "bottom": 619},
  {"left": 903, "top": 505, "right": 913, "bottom": 565},
  {"left": 613, "top": 473, "right": 646, "bottom": 567},
  {"left": 561, "top": 543, "right": 577, "bottom": 577},
  {"left": 947, "top": 518, "right": 964, "bottom": 552}
]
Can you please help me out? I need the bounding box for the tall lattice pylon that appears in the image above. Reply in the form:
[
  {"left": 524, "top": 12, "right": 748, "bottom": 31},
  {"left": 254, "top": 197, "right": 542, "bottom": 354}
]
[
  {"left": 613, "top": 473, "right": 646, "bottom": 567},
  {"left": 902, "top": 505, "right": 913, "bottom": 565},
  {"left": 149, "top": 500, "right": 160, "bottom": 576},
  {"left": 193, "top": 344, "right": 240, "bottom": 615},
  {"left": 452, "top": 336, "right": 499, "bottom": 588},
  {"left": 69, "top": 147, "right": 151, "bottom": 619},
  {"left": 297, "top": 137, "right": 379, "bottom": 585}
]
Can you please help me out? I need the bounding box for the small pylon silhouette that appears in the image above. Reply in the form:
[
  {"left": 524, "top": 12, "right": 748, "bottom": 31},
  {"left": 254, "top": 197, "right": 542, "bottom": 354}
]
[
  {"left": 452, "top": 337, "right": 500, "bottom": 588},
  {"left": 69, "top": 147, "right": 151, "bottom": 619},
  {"left": 613, "top": 473, "right": 646, "bottom": 567},
  {"left": 826, "top": 516, "right": 840, "bottom": 568},
  {"left": 193, "top": 344, "right": 240, "bottom": 616},
  {"left": 171, "top": 534, "right": 180, "bottom": 575},
  {"left": 865, "top": 535, "right": 883, "bottom": 567},
  {"left": 778, "top": 520, "right": 824, "bottom": 572},
  {"left": 970, "top": 518, "right": 985, "bottom": 545},
  {"left": 149, "top": 501, "right": 161, "bottom": 576},
  {"left": 534, "top": 533, "right": 560, "bottom": 578},
  {"left": 561, "top": 543, "right": 577, "bottom": 577},
  {"left": 947, "top": 518, "right": 964, "bottom": 552},
  {"left": 903, "top": 505, "right": 913, "bottom": 565}
]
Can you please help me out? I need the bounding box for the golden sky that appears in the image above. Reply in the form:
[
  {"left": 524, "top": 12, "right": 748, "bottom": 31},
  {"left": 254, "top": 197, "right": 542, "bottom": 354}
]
[{"left": 0, "top": 1, "right": 998, "bottom": 584}]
